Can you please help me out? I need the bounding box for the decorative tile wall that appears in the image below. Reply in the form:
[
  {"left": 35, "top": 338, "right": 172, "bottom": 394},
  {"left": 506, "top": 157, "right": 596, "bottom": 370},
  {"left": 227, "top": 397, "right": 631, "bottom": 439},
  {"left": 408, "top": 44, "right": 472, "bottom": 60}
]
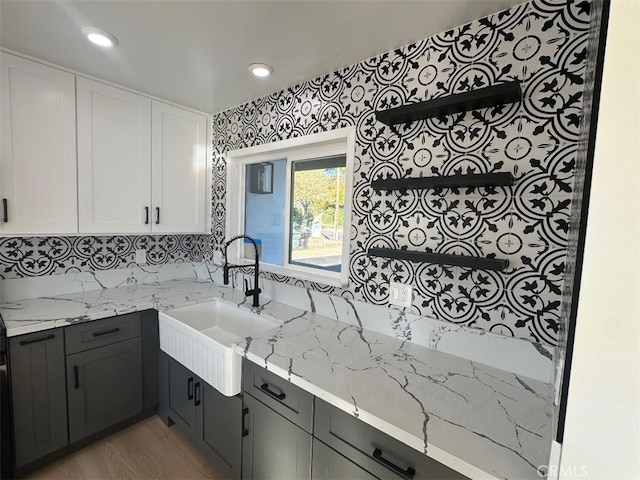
[
  {"left": 0, "top": 235, "right": 210, "bottom": 279},
  {"left": 212, "top": 0, "right": 601, "bottom": 347}
]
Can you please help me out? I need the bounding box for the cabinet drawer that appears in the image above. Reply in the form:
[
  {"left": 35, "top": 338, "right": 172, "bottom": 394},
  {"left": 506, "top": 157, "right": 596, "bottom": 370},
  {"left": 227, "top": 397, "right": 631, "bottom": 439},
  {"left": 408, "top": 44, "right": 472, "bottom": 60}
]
[
  {"left": 242, "top": 359, "right": 314, "bottom": 433},
  {"left": 65, "top": 313, "right": 141, "bottom": 354},
  {"left": 314, "top": 398, "right": 467, "bottom": 480}
]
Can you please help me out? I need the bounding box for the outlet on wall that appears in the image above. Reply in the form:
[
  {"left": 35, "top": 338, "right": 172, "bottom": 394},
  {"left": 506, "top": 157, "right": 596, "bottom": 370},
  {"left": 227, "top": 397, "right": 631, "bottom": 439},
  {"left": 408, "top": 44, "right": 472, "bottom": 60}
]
[
  {"left": 213, "top": 250, "right": 223, "bottom": 264},
  {"left": 389, "top": 281, "right": 412, "bottom": 308},
  {"left": 135, "top": 249, "right": 147, "bottom": 265}
]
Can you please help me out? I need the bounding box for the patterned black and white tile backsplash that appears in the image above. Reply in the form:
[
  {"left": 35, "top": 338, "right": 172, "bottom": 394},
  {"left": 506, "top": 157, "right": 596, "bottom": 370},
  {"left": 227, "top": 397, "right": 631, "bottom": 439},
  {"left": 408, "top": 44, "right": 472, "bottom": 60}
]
[
  {"left": 211, "top": 0, "right": 600, "bottom": 347},
  {"left": 0, "top": 235, "right": 210, "bottom": 279}
]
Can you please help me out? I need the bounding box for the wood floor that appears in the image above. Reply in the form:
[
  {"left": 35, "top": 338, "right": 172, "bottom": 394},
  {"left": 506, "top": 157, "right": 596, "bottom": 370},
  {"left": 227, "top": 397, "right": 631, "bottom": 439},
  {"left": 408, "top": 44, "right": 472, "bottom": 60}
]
[{"left": 23, "top": 416, "right": 226, "bottom": 480}]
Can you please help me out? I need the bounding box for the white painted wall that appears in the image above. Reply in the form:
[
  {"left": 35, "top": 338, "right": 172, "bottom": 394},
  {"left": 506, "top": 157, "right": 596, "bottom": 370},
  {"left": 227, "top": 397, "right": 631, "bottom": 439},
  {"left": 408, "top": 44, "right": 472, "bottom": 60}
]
[{"left": 559, "top": 1, "right": 640, "bottom": 479}]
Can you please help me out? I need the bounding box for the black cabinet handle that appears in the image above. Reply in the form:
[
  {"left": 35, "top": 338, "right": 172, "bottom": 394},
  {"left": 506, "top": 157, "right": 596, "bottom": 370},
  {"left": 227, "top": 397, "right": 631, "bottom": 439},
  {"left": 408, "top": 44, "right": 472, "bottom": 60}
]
[
  {"left": 242, "top": 407, "right": 249, "bottom": 437},
  {"left": 145, "top": 206, "right": 149, "bottom": 224},
  {"left": 187, "top": 377, "right": 194, "bottom": 400},
  {"left": 2, "top": 198, "right": 7, "bottom": 222},
  {"left": 260, "top": 383, "right": 286, "bottom": 401},
  {"left": 92, "top": 327, "right": 120, "bottom": 337},
  {"left": 155, "top": 207, "right": 160, "bottom": 225},
  {"left": 372, "top": 448, "right": 416, "bottom": 480},
  {"left": 73, "top": 365, "right": 80, "bottom": 389},
  {"left": 19, "top": 334, "right": 55, "bottom": 346},
  {"left": 194, "top": 382, "right": 201, "bottom": 406}
]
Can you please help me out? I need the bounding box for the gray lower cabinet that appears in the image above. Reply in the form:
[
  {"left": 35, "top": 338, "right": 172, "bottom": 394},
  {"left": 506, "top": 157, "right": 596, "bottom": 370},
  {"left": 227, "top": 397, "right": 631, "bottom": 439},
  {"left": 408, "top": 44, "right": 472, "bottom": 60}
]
[
  {"left": 141, "top": 310, "right": 159, "bottom": 409},
  {"left": 9, "top": 330, "right": 68, "bottom": 467},
  {"left": 242, "top": 392, "right": 312, "bottom": 480},
  {"left": 312, "top": 438, "right": 376, "bottom": 480},
  {"left": 243, "top": 360, "right": 466, "bottom": 480},
  {"left": 314, "top": 398, "right": 467, "bottom": 480},
  {"left": 159, "top": 352, "right": 242, "bottom": 479},
  {"left": 163, "top": 352, "right": 198, "bottom": 438},
  {"left": 10, "top": 312, "right": 153, "bottom": 473},
  {"left": 66, "top": 337, "right": 143, "bottom": 443},
  {"left": 241, "top": 359, "right": 314, "bottom": 480},
  {"left": 200, "top": 381, "right": 243, "bottom": 479}
]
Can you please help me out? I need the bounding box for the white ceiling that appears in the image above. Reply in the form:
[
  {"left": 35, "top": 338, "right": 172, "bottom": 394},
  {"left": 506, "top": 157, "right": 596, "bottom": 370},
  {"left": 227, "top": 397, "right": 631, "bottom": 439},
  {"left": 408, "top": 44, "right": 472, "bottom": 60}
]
[{"left": 0, "top": 0, "right": 523, "bottom": 114}]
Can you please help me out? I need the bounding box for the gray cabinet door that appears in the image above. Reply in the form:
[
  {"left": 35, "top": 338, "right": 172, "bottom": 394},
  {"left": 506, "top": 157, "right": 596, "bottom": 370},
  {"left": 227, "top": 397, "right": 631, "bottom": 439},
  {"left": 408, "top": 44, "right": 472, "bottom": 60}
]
[
  {"left": 199, "top": 382, "right": 242, "bottom": 479},
  {"left": 312, "top": 438, "right": 377, "bottom": 480},
  {"left": 67, "top": 337, "right": 143, "bottom": 443},
  {"left": 166, "top": 355, "right": 198, "bottom": 440},
  {"left": 140, "top": 310, "right": 159, "bottom": 409},
  {"left": 242, "top": 393, "right": 311, "bottom": 480},
  {"left": 9, "top": 331, "right": 68, "bottom": 467}
]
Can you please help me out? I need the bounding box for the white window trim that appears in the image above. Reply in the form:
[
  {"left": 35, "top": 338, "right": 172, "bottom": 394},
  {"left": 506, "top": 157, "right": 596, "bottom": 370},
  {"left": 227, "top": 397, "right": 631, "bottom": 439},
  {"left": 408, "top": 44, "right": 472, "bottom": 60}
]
[{"left": 226, "top": 127, "right": 355, "bottom": 287}]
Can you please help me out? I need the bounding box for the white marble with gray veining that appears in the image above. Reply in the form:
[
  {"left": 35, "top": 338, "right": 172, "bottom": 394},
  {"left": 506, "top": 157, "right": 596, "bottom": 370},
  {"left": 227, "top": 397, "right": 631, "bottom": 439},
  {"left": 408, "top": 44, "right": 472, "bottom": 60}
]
[
  {"left": 0, "top": 262, "right": 204, "bottom": 302},
  {"left": 0, "top": 273, "right": 554, "bottom": 479},
  {"left": 233, "top": 310, "right": 553, "bottom": 480},
  {"left": 231, "top": 270, "right": 553, "bottom": 383},
  {"left": 0, "top": 278, "right": 238, "bottom": 337},
  {"left": 0, "top": 261, "right": 553, "bottom": 383}
]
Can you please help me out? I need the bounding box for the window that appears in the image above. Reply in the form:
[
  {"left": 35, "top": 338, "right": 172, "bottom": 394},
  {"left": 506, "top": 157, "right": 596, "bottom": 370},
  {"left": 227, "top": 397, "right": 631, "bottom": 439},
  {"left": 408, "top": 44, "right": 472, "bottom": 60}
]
[{"left": 227, "top": 128, "right": 355, "bottom": 286}]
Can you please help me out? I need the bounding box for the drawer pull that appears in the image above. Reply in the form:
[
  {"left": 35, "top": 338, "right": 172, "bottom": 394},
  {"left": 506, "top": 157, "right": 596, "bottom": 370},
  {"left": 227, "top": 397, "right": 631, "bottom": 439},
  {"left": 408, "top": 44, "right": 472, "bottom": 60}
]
[
  {"left": 73, "top": 365, "right": 80, "bottom": 389},
  {"left": 19, "top": 334, "right": 55, "bottom": 346},
  {"left": 2, "top": 198, "right": 7, "bottom": 222},
  {"left": 242, "top": 407, "right": 249, "bottom": 437},
  {"left": 187, "top": 377, "right": 194, "bottom": 400},
  {"left": 194, "top": 382, "right": 201, "bottom": 406},
  {"left": 260, "top": 383, "right": 286, "bottom": 401},
  {"left": 145, "top": 206, "right": 149, "bottom": 225},
  {"left": 372, "top": 448, "right": 416, "bottom": 480},
  {"left": 92, "top": 327, "right": 120, "bottom": 337},
  {"left": 155, "top": 207, "right": 160, "bottom": 225}
]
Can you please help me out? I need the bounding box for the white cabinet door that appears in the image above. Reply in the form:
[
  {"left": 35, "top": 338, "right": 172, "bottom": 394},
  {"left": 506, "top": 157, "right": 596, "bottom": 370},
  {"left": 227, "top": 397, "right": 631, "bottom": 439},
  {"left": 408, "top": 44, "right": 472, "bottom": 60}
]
[
  {"left": 0, "top": 52, "right": 77, "bottom": 234},
  {"left": 151, "top": 101, "right": 207, "bottom": 233},
  {"left": 77, "top": 77, "right": 152, "bottom": 234}
]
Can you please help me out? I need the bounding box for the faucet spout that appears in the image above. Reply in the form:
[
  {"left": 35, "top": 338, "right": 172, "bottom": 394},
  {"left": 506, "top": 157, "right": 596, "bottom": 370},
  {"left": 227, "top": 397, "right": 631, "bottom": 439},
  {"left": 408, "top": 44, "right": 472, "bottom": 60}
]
[{"left": 223, "top": 234, "right": 261, "bottom": 307}]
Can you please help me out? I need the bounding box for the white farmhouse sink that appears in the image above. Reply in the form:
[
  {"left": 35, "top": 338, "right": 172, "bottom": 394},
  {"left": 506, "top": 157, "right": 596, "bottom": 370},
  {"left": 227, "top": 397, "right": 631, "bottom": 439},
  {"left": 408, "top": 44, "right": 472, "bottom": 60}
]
[{"left": 159, "top": 298, "right": 281, "bottom": 396}]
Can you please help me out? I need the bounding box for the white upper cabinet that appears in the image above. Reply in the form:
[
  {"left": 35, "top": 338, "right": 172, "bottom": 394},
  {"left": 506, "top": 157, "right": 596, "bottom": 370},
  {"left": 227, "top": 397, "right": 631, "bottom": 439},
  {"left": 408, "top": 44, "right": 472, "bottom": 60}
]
[
  {"left": 151, "top": 101, "right": 207, "bottom": 233},
  {"left": 1, "top": 53, "right": 209, "bottom": 236},
  {"left": 77, "top": 77, "right": 153, "bottom": 234},
  {"left": 0, "top": 52, "right": 78, "bottom": 234},
  {"left": 77, "top": 78, "right": 209, "bottom": 234}
]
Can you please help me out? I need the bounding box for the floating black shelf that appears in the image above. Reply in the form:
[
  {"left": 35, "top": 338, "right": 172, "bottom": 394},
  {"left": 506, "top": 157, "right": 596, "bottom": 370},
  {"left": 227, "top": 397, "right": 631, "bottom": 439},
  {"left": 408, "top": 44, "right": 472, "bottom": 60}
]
[
  {"left": 375, "top": 81, "right": 522, "bottom": 126},
  {"left": 367, "top": 247, "right": 509, "bottom": 271},
  {"left": 371, "top": 172, "right": 514, "bottom": 191}
]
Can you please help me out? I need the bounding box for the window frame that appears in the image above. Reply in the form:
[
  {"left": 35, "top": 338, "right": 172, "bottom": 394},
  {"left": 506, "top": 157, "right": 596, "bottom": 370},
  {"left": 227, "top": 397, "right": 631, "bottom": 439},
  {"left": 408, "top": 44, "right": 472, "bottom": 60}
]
[{"left": 226, "top": 127, "right": 355, "bottom": 287}]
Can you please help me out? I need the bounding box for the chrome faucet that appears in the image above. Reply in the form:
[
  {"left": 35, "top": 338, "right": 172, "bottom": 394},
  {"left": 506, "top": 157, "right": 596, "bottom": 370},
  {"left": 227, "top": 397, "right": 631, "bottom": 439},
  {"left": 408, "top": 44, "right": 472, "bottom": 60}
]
[{"left": 223, "top": 234, "right": 261, "bottom": 307}]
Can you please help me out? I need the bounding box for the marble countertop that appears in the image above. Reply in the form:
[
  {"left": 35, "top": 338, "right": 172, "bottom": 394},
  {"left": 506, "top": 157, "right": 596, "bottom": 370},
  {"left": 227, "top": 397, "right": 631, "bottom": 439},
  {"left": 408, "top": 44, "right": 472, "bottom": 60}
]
[
  {"left": 234, "top": 307, "right": 553, "bottom": 480},
  {"left": 0, "top": 278, "right": 553, "bottom": 479},
  {"left": 0, "top": 279, "right": 232, "bottom": 337}
]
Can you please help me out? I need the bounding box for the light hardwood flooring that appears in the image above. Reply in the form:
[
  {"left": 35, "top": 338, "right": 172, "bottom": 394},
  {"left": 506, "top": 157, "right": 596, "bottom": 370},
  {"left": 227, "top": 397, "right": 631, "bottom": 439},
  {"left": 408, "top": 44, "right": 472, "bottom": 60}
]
[{"left": 23, "top": 416, "right": 225, "bottom": 480}]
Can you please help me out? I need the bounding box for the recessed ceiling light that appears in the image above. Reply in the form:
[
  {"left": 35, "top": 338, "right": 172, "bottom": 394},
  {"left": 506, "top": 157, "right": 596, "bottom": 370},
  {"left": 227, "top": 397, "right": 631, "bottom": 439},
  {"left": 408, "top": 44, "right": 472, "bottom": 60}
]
[
  {"left": 248, "top": 63, "right": 273, "bottom": 77},
  {"left": 81, "top": 27, "right": 118, "bottom": 48}
]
